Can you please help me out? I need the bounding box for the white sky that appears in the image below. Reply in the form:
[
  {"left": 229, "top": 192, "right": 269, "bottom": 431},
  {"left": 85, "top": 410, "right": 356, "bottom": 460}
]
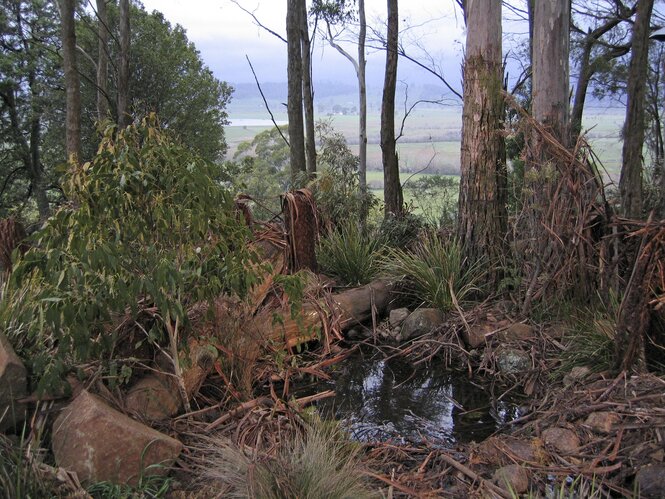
[{"left": 138, "top": 0, "right": 469, "bottom": 88}]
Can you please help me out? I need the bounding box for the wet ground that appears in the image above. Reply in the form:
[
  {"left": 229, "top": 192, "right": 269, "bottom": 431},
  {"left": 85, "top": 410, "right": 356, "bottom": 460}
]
[{"left": 297, "top": 348, "right": 523, "bottom": 446}]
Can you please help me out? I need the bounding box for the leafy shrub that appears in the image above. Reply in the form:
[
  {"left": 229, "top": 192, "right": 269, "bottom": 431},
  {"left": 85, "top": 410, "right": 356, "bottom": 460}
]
[
  {"left": 377, "top": 211, "right": 427, "bottom": 249},
  {"left": 1, "top": 117, "right": 257, "bottom": 393},
  {"left": 383, "top": 234, "right": 484, "bottom": 310},
  {"left": 317, "top": 222, "right": 384, "bottom": 286},
  {"left": 403, "top": 174, "right": 458, "bottom": 229},
  {"left": 310, "top": 121, "right": 377, "bottom": 228}
]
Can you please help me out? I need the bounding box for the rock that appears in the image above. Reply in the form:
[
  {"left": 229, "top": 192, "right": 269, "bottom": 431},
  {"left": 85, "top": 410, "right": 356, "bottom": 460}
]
[
  {"left": 477, "top": 436, "right": 544, "bottom": 465},
  {"left": 495, "top": 347, "right": 531, "bottom": 374},
  {"left": 584, "top": 412, "right": 620, "bottom": 434},
  {"left": 125, "top": 376, "right": 181, "bottom": 421},
  {"left": 52, "top": 390, "right": 182, "bottom": 485},
  {"left": 400, "top": 308, "right": 445, "bottom": 341},
  {"left": 496, "top": 323, "right": 535, "bottom": 342},
  {"left": 541, "top": 427, "right": 580, "bottom": 455},
  {"left": 635, "top": 464, "right": 665, "bottom": 498},
  {"left": 493, "top": 464, "right": 529, "bottom": 493},
  {"left": 463, "top": 322, "right": 492, "bottom": 348},
  {"left": 563, "top": 366, "right": 591, "bottom": 386},
  {"left": 389, "top": 308, "right": 410, "bottom": 329},
  {"left": 0, "top": 332, "right": 27, "bottom": 432}
]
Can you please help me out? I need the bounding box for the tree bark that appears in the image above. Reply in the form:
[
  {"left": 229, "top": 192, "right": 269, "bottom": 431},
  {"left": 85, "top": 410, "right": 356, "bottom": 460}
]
[
  {"left": 620, "top": 0, "right": 655, "bottom": 219},
  {"left": 117, "top": 0, "right": 131, "bottom": 128},
  {"left": 457, "top": 0, "right": 506, "bottom": 282},
  {"left": 381, "top": 0, "right": 403, "bottom": 218},
  {"left": 299, "top": 0, "right": 316, "bottom": 177},
  {"left": 60, "top": 0, "right": 81, "bottom": 163},
  {"left": 96, "top": 0, "right": 110, "bottom": 121},
  {"left": 532, "top": 0, "right": 570, "bottom": 143},
  {"left": 287, "top": 0, "right": 306, "bottom": 184},
  {"left": 358, "top": 0, "right": 368, "bottom": 204}
]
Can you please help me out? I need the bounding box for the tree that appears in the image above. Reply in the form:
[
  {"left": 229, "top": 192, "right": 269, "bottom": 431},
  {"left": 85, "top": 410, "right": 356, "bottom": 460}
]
[
  {"left": 457, "top": 0, "right": 506, "bottom": 280},
  {"left": 0, "top": 0, "right": 58, "bottom": 220},
  {"left": 96, "top": 0, "right": 110, "bottom": 121},
  {"left": 620, "top": 0, "right": 655, "bottom": 218},
  {"left": 381, "top": 0, "right": 403, "bottom": 218},
  {"left": 287, "top": 0, "right": 306, "bottom": 184},
  {"left": 299, "top": 0, "right": 316, "bottom": 176},
  {"left": 59, "top": 0, "right": 81, "bottom": 163},
  {"left": 117, "top": 0, "right": 130, "bottom": 127},
  {"left": 314, "top": 0, "right": 369, "bottom": 205}
]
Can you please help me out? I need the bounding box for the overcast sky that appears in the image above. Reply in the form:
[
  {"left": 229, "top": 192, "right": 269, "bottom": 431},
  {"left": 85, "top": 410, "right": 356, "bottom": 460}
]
[{"left": 139, "top": 0, "right": 469, "bottom": 90}]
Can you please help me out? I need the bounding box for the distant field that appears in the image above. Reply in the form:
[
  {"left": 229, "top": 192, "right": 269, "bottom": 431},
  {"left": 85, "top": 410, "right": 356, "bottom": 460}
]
[{"left": 225, "top": 102, "right": 625, "bottom": 179}]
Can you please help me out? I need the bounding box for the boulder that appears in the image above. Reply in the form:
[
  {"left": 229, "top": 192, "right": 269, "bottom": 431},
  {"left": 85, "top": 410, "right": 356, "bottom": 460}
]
[
  {"left": 0, "top": 332, "right": 27, "bottom": 432},
  {"left": 389, "top": 308, "right": 410, "bottom": 329},
  {"left": 635, "top": 464, "right": 665, "bottom": 498},
  {"left": 400, "top": 308, "right": 445, "bottom": 341},
  {"left": 463, "top": 322, "right": 492, "bottom": 348},
  {"left": 52, "top": 390, "right": 182, "bottom": 485},
  {"left": 584, "top": 411, "right": 620, "bottom": 434},
  {"left": 476, "top": 436, "right": 544, "bottom": 465},
  {"left": 495, "top": 347, "right": 531, "bottom": 374},
  {"left": 496, "top": 323, "right": 535, "bottom": 342},
  {"left": 125, "top": 376, "right": 181, "bottom": 421},
  {"left": 493, "top": 464, "right": 529, "bottom": 493},
  {"left": 541, "top": 427, "right": 580, "bottom": 455}
]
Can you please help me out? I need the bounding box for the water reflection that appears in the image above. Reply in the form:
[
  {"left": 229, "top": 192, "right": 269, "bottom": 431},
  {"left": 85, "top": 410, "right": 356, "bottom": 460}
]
[{"left": 299, "top": 349, "right": 521, "bottom": 445}]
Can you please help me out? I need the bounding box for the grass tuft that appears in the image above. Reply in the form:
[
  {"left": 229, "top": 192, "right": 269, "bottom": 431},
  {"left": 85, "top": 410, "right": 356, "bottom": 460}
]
[
  {"left": 196, "top": 420, "right": 376, "bottom": 499},
  {"left": 317, "top": 222, "right": 384, "bottom": 286},
  {"left": 383, "top": 234, "right": 484, "bottom": 311}
]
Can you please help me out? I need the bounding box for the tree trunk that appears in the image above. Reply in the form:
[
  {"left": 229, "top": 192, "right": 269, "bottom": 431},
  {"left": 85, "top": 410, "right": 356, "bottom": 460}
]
[
  {"left": 532, "top": 0, "right": 570, "bottom": 143},
  {"left": 299, "top": 0, "right": 316, "bottom": 177},
  {"left": 620, "top": 0, "right": 654, "bottom": 219},
  {"left": 287, "top": 0, "right": 306, "bottom": 185},
  {"left": 381, "top": 0, "right": 402, "bottom": 218},
  {"left": 28, "top": 72, "right": 50, "bottom": 220},
  {"left": 358, "top": 0, "right": 367, "bottom": 203},
  {"left": 60, "top": 0, "right": 81, "bottom": 163},
  {"left": 96, "top": 0, "right": 109, "bottom": 121},
  {"left": 457, "top": 0, "right": 506, "bottom": 282},
  {"left": 117, "top": 0, "right": 131, "bottom": 128}
]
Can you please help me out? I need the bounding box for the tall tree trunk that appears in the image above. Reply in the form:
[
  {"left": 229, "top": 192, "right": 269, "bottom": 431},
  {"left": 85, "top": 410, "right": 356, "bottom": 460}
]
[
  {"left": 60, "top": 0, "right": 81, "bottom": 163},
  {"left": 28, "top": 72, "right": 50, "bottom": 220},
  {"left": 532, "top": 0, "right": 570, "bottom": 143},
  {"left": 96, "top": 0, "right": 109, "bottom": 121},
  {"left": 299, "top": 0, "right": 316, "bottom": 176},
  {"left": 358, "top": 0, "right": 367, "bottom": 202},
  {"left": 381, "top": 0, "right": 402, "bottom": 218},
  {"left": 117, "top": 0, "right": 131, "bottom": 128},
  {"left": 620, "top": 0, "right": 654, "bottom": 219},
  {"left": 457, "top": 0, "right": 506, "bottom": 282},
  {"left": 287, "top": 0, "right": 306, "bottom": 185}
]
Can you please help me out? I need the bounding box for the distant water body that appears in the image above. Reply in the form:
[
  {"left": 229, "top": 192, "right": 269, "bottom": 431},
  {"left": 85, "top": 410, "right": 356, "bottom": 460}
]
[{"left": 228, "top": 119, "right": 286, "bottom": 127}]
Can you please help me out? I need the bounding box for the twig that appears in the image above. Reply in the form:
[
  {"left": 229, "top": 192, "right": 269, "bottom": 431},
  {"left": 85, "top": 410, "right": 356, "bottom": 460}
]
[
  {"left": 437, "top": 452, "right": 512, "bottom": 498},
  {"left": 245, "top": 55, "right": 289, "bottom": 147}
]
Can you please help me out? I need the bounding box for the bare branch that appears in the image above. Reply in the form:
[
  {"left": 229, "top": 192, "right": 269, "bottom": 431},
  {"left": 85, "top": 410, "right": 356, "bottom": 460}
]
[
  {"left": 245, "top": 55, "right": 289, "bottom": 147},
  {"left": 230, "top": 0, "right": 287, "bottom": 44}
]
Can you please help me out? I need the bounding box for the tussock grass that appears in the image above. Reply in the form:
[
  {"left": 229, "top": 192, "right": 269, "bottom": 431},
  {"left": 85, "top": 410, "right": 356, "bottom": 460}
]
[
  {"left": 195, "top": 420, "right": 376, "bottom": 499},
  {"left": 0, "top": 433, "right": 51, "bottom": 499},
  {"left": 317, "top": 222, "right": 384, "bottom": 286},
  {"left": 383, "top": 234, "right": 484, "bottom": 311}
]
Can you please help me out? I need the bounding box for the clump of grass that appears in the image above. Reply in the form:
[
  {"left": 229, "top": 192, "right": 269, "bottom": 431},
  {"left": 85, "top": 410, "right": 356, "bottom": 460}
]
[
  {"left": 196, "top": 420, "right": 376, "bottom": 499},
  {"left": 383, "top": 234, "right": 484, "bottom": 311},
  {"left": 317, "top": 222, "right": 384, "bottom": 286},
  {"left": 0, "top": 433, "right": 52, "bottom": 499},
  {"left": 557, "top": 299, "right": 618, "bottom": 376}
]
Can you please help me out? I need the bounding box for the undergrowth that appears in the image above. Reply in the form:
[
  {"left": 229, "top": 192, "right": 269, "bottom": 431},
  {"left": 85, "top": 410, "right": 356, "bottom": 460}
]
[{"left": 383, "top": 233, "right": 484, "bottom": 311}]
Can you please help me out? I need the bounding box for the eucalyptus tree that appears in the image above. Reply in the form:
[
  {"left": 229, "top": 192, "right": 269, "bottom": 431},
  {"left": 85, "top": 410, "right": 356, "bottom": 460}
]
[
  {"left": 287, "top": 0, "right": 306, "bottom": 183},
  {"left": 117, "top": 0, "right": 130, "bottom": 127},
  {"left": 59, "top": 0, "right": 81, "bottom": 163},
  {"left": 457, "top": 0, "right": 506, "bottom": 281}
]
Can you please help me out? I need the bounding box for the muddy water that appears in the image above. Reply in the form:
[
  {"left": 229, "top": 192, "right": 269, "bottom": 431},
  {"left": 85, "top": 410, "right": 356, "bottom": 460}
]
[{"left": 299, "top": 349, "right": 522, "bottom": 446}]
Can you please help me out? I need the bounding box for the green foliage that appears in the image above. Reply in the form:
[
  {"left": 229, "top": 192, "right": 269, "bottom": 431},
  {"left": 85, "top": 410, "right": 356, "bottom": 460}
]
[
  {"left": 310, "top": 121, "right": 377, "bottom": 228},
  {"left": 232, "top": 126, "right": 290, "bottom": 218},
  {"left": 196, "top": 420, "right": 375, "bottom": 499},
  {"left": 383, "top": 234, "right": 484, "bottom": 311},
  {"left": 403, "top": 174, "right": 458, "bottom": 229},
  {"left": 317, "top": 222, "right": 384, "bottom": 286},
  {"left": 87, "top": 471, "right": 172, "bottom": 499},
  {"left": 1, "top": 119, "right": 256, "bottom": 393},
  {"left": 377, "top": 211, "right": 427, "bottom": 249}
]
